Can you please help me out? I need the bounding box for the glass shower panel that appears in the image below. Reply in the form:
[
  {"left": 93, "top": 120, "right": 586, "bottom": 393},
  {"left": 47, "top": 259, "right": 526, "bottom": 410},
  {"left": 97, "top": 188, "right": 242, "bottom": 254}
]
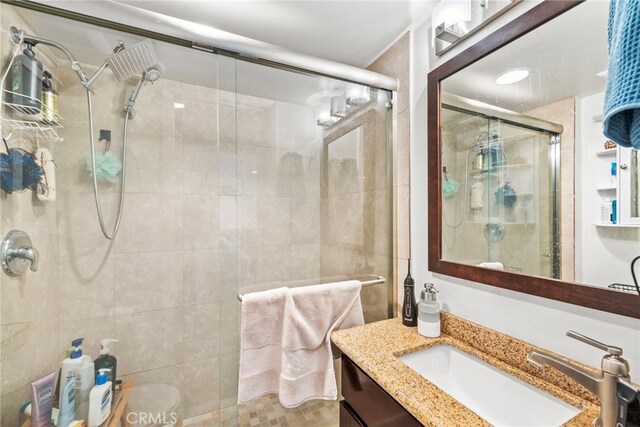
[
  {"left": 230, "top": 62, "right": 393, "bottom": 424},
  {"left": 441, "top": 105, "right": 558, "bottom": 278},
  {"left": 0, "top": 4, "right": 393, "bottom": 426}
]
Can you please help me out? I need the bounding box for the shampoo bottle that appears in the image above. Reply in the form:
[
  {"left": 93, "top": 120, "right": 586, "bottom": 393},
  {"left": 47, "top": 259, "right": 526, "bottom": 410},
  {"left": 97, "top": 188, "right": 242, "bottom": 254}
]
[
  {"left": 88, "top": 369, "right": 112, "bottom": 427},
  {"left": 418, "top": 283, "right": 441, "bottom": 338},
  {"left": 94, "top": 339, "right": 118, "bottom": 396},
  {"left": 75, "top": 353, "right": 95, "bottom": 421},
  {"left": 10, "top": 41, "right": 43, "bottom": 110},
  {"left": 60, "top": 338, "right": 84, "bottom": 397},
  {"left": 402, "top": 260, "right": 417, "bottom": 327}
]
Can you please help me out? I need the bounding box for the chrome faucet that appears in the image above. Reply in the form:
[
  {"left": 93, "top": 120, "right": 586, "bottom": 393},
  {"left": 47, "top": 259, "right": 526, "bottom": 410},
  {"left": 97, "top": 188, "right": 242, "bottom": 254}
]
[{"left": 527, "top": 330, "right": 631, "bottom": 427}]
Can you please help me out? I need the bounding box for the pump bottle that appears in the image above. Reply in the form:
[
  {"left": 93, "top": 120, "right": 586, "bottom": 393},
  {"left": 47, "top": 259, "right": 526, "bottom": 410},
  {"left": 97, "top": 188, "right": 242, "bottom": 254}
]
[
  {"left": 417, "top": 283, "right": 441, "bottom": 338},
  {"left": 88, "top": 369, "right": 112, "bottom": 427},
  {"left": 94, "top": 339, "right": 118, "bottom": 395}
]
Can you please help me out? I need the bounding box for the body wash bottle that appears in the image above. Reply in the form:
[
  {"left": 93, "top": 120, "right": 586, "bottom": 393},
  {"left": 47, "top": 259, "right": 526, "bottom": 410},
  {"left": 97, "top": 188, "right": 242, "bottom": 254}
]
[
  {"left": 88, "top": 369, "right": 112, "bottom": 427},
  {"left": 58, "top": 373, "right": 76, "bottom": 427},
  {"left": 418, "top": 283, "right": 441, "bottom": 338}
]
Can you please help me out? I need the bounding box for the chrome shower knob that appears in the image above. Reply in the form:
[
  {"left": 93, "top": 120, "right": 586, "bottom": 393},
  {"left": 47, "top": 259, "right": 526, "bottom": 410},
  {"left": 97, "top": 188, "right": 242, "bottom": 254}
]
[{"left": 1, "top": 230, "right": 40, "bottom": 277}]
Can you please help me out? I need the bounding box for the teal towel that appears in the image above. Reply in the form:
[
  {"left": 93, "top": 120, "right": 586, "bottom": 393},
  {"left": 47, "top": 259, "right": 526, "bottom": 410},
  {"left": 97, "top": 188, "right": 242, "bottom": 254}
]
[{"left": 603, "top": 0, "right": 640, "bottom": 149}]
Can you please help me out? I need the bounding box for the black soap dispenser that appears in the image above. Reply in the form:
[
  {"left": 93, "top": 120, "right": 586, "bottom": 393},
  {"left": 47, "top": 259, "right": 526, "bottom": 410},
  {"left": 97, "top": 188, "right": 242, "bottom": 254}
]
[{"left": 402, "top": 260, "right": 417, "bottom": 327}]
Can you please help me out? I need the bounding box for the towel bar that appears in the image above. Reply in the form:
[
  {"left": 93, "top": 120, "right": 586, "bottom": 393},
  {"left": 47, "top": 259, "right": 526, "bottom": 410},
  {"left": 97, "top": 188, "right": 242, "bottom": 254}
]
[{"left": 237, "top": 274, "right": 386, "bottom": 302}]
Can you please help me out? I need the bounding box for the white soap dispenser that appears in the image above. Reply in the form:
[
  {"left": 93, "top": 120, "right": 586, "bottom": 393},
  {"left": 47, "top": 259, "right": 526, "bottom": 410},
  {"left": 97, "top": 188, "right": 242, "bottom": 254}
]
[
  {"left": 418, "top": 283, "right": 441, "bottom": 338},
  {"left": 88, "top": 369, "right": 112, "bottom": 427}
]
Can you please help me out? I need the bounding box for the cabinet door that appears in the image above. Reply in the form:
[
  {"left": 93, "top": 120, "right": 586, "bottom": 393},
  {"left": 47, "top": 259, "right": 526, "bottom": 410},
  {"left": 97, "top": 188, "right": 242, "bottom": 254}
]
[
  {"left": 342, "top": 356, "right": 422, "bottom": 427},
  {"left": 618, "top": 148, "right": 640, "bottom": 225}
]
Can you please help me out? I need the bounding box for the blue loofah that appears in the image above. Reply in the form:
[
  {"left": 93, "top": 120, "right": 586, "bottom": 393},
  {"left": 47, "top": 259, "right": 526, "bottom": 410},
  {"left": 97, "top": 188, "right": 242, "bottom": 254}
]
[
  {"left": 0, "top": 149, "right": 44, "bottom": 194},
  {"left": 86, "top": 151, "right": 122, "bottom": 183}
]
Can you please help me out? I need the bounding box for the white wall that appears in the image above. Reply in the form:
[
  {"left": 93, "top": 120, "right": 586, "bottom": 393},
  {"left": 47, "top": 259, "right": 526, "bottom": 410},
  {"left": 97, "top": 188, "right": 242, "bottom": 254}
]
[
  {"left": 577, "top": 91, "right": 640, "bottom": 287},
  {"left": 410, "top": 0, "right": 640, "bottom": 381}
]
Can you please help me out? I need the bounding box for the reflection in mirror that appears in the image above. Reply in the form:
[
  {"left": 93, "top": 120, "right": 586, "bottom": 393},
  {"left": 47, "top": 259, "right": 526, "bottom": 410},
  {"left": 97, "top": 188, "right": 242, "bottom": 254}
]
[
  {"left": 441, "top": 95, "right": 561, "bottom": 279},
  {"left": 437, "top": 0, "right": 640, "bottom": 295}
]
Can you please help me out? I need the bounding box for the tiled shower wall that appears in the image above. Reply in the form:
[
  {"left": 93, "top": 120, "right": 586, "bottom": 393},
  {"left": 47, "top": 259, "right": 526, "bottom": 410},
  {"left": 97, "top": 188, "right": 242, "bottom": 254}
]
[
  {"left": 0, "top": 5, "right": 394, "bottom": 424},
  {"left": 0, "top": 8, "right": 62, "bottom": 426},
  {"left": 367, "top": 33, "right": 410, "bottom": 315}
]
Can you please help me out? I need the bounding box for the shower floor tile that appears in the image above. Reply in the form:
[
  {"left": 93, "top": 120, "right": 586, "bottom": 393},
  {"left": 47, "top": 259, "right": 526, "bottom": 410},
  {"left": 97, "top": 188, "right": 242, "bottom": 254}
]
[{"left": 181, "top": 394, "right": 339, "bottom": 426}]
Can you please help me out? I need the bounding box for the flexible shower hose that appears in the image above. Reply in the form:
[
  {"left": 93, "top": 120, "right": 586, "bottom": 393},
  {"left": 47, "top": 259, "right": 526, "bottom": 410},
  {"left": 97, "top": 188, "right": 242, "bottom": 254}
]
[{"left": 86, "top": 90, "right": 127, "bottom": 240}]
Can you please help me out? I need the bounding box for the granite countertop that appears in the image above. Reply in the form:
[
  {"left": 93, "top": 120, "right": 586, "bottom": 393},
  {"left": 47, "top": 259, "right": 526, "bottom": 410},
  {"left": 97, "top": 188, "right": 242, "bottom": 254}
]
[{"left": 331, "top": 316, "right": 600, "bottom": 427}]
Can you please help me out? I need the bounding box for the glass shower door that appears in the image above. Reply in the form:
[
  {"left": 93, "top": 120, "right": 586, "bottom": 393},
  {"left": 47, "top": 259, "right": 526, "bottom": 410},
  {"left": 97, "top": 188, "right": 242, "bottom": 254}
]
[{"left": 441, "top": 104, "right": 560, "bottom": 278}]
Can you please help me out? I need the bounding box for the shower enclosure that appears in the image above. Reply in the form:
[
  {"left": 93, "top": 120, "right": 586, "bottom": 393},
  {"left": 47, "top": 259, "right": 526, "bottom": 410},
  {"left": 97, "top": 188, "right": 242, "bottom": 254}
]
[
  {"left": 0, "top": 3, "right": 393, "bottom": 426},
  {"left": 440, "top": 96, "right": 561, "bottom": 279}
]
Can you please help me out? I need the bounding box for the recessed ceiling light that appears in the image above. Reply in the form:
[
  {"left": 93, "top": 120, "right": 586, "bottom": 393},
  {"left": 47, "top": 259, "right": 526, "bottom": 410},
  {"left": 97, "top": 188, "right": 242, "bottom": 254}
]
[
  {"left": 496, "top": 69, "right": 530, "bottom": 85},
  {"left": 173, "top": 102, "right": 185, "bottom": 109}
]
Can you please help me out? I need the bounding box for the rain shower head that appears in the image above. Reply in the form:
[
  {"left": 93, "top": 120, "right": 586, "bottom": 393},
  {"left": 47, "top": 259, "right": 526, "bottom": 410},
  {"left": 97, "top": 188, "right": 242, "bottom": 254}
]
[{"left": 107, "top": 39, "right": 158, "bottom": 81}]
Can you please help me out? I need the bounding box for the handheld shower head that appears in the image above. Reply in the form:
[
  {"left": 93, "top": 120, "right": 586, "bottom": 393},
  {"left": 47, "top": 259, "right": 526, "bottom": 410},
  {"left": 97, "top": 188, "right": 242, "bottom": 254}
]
[
  {"left": 123, "top": 67, "right": 162, "bottom": 119},
  {"left": 143, "top": 67, "right": 161, "bottom": 82}
]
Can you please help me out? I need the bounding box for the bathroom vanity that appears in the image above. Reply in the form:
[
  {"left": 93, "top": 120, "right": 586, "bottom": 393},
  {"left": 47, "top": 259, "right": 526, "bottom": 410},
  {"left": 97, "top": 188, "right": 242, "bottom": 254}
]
[
  {"left": 340, "top": 356, "right": 421, "bottom": 426},
  {"left": 332, "top": 313, "right": 607, "bottom": 427}
]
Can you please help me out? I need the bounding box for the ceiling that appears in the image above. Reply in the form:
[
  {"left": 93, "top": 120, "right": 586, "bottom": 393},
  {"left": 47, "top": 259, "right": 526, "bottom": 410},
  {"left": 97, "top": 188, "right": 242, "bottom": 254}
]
[
  {"left": 32, "top": 0, "right": 434, "bottom": 68},
  {"left": 443, "top": 1, "right": 609, "bottom": 113}
]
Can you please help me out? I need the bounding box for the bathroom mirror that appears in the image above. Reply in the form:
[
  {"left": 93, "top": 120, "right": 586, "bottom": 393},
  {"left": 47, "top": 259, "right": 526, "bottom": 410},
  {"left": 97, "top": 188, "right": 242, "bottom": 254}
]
[{"left": 428, "top": 0, "right": 640, "bottom": 318}]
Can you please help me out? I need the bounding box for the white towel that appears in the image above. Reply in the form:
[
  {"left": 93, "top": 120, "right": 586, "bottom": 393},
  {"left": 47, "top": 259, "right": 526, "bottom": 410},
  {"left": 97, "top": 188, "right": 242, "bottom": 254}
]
[
  {"left": 238, "top": 280, "right": 364, "bottom": 408},
  {"left": 478, "top": 261, "right": 504, "bottom": 270}
]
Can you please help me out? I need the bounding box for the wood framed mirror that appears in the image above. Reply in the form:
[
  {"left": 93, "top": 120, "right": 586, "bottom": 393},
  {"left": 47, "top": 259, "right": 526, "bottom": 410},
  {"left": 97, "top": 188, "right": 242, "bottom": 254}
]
[{"left": 427, "top": 0, "right": 640, "bottom": 318}]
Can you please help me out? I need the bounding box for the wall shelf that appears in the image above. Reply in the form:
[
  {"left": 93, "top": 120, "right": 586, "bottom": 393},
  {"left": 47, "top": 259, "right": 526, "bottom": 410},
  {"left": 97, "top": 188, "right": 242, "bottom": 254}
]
[
  {"left": 594, "top": 223, "right": 640, "bottom": 228},
  {"left": 595, "top": 149, "right": 616, "bottom": 157}
]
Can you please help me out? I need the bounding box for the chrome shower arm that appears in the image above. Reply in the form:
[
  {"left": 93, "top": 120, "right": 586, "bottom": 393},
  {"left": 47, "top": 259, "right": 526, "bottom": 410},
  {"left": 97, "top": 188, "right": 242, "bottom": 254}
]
[{"left": 10, "top": 26, "right": 89, "bottom": 85}]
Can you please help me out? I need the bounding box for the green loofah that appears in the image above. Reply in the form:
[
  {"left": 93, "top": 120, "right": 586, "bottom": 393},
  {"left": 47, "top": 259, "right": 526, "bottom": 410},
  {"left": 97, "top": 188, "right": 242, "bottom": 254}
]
[
  {"left": 442, "top": 179, "right": 460, "bottom": 198},
  {"left": 86, "top": 152, "right": 122, "bottom": 183}
]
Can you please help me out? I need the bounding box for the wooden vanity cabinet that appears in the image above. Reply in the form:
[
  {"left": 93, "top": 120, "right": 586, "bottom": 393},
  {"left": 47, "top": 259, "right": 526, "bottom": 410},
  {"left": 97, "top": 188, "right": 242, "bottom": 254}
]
[{"left": 340, "top": 356, "right": 422, "bottom": 427}]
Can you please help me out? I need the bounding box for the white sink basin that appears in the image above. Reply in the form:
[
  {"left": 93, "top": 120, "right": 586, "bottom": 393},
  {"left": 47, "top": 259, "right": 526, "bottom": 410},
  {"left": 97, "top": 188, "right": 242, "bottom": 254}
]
[{"left": 398, "top": 345, "right": 581, "bottom": 426}]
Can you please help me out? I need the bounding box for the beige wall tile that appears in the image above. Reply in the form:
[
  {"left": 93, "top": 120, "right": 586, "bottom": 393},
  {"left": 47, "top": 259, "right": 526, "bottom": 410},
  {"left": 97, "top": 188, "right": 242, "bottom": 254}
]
[
  {"left": 56, "top": 191, "right": 116, "bottom": 259},
  {"left": 114, "top": 251, "right": 184, "bottom": 315},
  {"left": 367, "top": 33, "right": 410, "bottom": 114},
  {"left": 218, "top": 302, "right": 238, "bottom": 355},
  {"left": 183, "top": 195, "right": 218, "bottom": 250},
  {"left": 184, "top": 303, "right": 220, "bottom": 361},
  {"left": 114, "top": 193, "right": 184, "bottom": 253},
  {"left": 219, "top": 353, "right": 239, "bottom": 409},
  {"left": 59, "top": 253, "right": 114, "bottom": 321},
  {"left": 396, "top": 110, "right": 410, "bottom": 187},
  {"left": 115, "top": 307, "right": 184, "bottom": 375},
  {"left": 237, "top": 196, "right": 291, "bottom": 247},
  {"left": 397, "top": 184, "right": 410, "bottom": 260},
  {"left": 184, "top": 249, "right": 220, "bottom": 305},
  {"left": 183, "top": 138, "right": 219, "bottom": 195},
  {"left": 183, "top": 357, "right": 221, "bottom": 418},
  {"left": 126, "top": 133, "right": 183, "bottom": 194}
]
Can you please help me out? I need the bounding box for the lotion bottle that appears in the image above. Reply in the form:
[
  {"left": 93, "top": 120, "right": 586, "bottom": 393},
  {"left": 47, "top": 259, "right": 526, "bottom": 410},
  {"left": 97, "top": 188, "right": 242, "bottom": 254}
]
[
  {"left": 88, "top": 369, "right": 112, "bottom": 427},
  {"left": 418, "top": 283, "right": 441, "bottom": 338}
]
